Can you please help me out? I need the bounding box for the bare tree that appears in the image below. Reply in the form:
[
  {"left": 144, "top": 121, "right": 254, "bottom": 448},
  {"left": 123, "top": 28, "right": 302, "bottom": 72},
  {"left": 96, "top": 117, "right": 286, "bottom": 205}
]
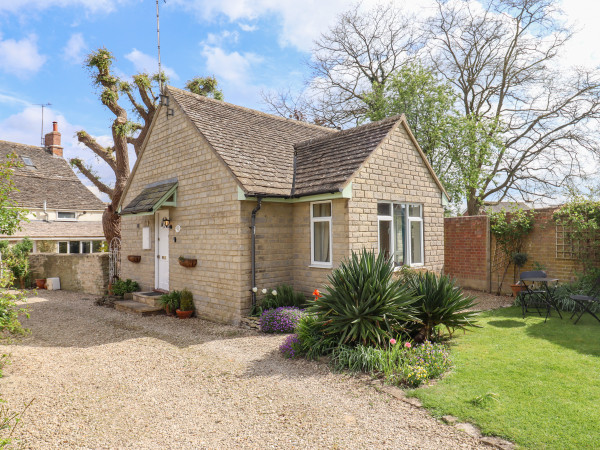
[
  {"left": 263, "top": 3, "right": 423, "bottom": 128},
  {"left": 428, "top": 0, "right": 600, "bottom": 215}
]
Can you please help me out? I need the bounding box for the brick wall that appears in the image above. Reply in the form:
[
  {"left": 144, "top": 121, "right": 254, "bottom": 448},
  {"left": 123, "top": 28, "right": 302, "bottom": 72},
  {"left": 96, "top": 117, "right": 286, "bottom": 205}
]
[
  {"left": 444, "top": 216, "right": 490, "bottom": 291},
  {"left": 29, "top": 253, "right": 108, "bottom": 295}
]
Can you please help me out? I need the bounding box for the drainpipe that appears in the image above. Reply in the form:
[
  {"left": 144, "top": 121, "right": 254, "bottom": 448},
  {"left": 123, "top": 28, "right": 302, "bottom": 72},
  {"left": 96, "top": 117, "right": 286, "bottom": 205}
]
[{"left": 251, "top": 197, "right": 263, "bottom": 307}]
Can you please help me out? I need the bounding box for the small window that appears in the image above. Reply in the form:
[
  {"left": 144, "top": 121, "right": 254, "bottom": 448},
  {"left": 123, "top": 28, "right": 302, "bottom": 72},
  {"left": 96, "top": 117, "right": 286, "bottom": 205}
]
[
  {"left": 81, "top": 241, "right": 91, "bottom": 253},
  {"left": 69, "top": 241, "right": 80, "bottom": 254},
  {"left": 57, "top": 211, "right": 77, "bottom": 220},
  {"left": 92, "top": 241, "right": 104, "bottom": 253},
  {"left": 58, "top": 242, "right": 68, "bottom": 253},
  {"left": 377, "top": 202, "right": 424, "bottom": 267},
  {"left": 21, "top": 156, "right": 35, "bottom": 168},
  {"left": 310, "top": 201, "right": 332, "bottom": 266}
]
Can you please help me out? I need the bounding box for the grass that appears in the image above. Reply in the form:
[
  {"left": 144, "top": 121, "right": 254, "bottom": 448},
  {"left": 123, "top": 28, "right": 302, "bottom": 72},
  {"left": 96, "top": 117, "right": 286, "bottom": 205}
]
[{"left": 410, "top": 306, "right": 600, "bottom": 449}]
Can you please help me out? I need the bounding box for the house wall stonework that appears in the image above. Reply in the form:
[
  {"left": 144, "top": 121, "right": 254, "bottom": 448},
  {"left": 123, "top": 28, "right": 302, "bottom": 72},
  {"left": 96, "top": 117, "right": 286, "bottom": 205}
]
[
  {"left": 348, "top": 123, "right": 445, "bottom": 272},
  {"left": 120, "top": 103, "right": 245, "bottom": 324}
]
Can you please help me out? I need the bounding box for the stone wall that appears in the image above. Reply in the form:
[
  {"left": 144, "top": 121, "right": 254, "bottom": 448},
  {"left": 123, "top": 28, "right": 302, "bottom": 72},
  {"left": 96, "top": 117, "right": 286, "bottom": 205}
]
[{"left": 29, "top": 253, "right": 108, "bottom": 295}]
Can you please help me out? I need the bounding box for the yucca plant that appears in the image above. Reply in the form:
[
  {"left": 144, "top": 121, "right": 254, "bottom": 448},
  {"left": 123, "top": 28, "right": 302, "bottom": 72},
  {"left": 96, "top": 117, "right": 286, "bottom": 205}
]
[
  {"left": 403, "top": 271, "right": 479, "bottom": 341},
  {"left": 307, "top": 249, "right": 417, "bottom": 347}
]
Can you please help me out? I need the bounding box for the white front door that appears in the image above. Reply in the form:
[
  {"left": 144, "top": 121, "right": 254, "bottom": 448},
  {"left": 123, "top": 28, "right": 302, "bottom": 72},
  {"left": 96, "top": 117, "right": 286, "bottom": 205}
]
[{"left": 155, "top": 210, "right": 170, "bottom": 291}]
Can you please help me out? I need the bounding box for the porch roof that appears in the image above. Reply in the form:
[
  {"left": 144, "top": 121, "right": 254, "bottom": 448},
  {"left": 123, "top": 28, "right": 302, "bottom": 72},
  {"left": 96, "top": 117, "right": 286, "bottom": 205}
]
[{"left": 120, "top": 179, "right": 178, "bottom": 215}]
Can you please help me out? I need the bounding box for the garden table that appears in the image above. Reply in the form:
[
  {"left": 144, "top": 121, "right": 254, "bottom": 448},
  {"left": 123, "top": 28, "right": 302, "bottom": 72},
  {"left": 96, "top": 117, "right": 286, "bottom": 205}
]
[{"left": 520, "top": 276, "right": 562, "bottom": 322}]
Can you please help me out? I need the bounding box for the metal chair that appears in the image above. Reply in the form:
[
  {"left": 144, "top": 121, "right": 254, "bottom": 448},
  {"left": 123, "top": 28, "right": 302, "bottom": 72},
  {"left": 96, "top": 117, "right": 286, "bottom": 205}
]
[
  {"left": 569, "top": 276, "right": 600, "bottom": 324},
  {"left": 519, "top": 270, "right": 549, "bottom": 318}
]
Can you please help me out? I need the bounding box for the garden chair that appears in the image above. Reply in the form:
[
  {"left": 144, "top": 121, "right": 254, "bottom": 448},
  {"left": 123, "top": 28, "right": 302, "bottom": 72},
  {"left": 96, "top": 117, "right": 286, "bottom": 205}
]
[
  {"left": 519, "top": 270, "right": 551, "bottom": 319},
  {"left": 569, "top": 276, "right": 600, "bottom": 324}
]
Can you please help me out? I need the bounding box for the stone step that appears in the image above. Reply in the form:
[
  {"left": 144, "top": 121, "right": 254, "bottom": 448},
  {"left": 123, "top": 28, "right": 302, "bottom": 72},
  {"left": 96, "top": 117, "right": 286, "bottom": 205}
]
[
  {"left": 114, "top": 300, "right": 165, "bottom": 316},
  {"left": 133, "top": 291, "right": 164, "bottom": 307}
]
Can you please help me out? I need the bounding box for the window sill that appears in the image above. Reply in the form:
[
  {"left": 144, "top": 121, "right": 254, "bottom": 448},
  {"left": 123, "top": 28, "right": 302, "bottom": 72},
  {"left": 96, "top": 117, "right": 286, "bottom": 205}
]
[{"left": 309, "top": 264, "right": 333, "bottom": 269}]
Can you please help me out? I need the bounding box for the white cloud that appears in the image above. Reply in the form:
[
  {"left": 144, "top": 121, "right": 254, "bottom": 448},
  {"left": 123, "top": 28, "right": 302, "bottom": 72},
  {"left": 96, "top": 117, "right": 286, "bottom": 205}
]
[
  {"left": 125, "top": 48, "right": 179, "bottom": 80},
  {"left": 201, "top": 45, "right": 262, "bottom": 84},
  {"left": 205, "top": 30, "right": 239, "bottom": 46},
  {"left": 559, "top": 0, "right": 600, "bottom": 68},
  {"left": 0, "top": 0, "right": 124, "bottom": 14},
  {"left": 0, "top": 34, "right": 46, "bottom": 78},
  {"left": 239, "top": 23, "right": 257, "bottom": 32},
  {"left": 62, "top": 33, "right": 87, "bottom": 64}
]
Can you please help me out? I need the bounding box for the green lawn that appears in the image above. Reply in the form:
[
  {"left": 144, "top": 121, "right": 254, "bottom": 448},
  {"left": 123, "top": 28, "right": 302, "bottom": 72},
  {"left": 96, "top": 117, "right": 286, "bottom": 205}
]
[{"left": 410, "top": 306, "right": 600, "bottom": 449}]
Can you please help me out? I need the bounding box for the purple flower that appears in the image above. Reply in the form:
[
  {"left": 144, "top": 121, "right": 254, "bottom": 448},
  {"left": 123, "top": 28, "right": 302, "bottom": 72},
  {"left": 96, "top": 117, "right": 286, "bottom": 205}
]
[
  {"left": 280, "top": 334, "right": 300, "bottom": 358},
  {"left": 260, "top": 307, "right": 305, "bottom": 333}
]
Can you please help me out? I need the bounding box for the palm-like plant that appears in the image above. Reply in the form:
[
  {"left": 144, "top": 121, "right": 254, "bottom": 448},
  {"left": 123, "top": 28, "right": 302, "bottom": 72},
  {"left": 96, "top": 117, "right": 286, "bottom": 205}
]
[
  {"left": 403, "top": 271, "right": 479, "bottom": 341},
  {"left": 308, "top": 250, "right": 417, "bottom": 347}
]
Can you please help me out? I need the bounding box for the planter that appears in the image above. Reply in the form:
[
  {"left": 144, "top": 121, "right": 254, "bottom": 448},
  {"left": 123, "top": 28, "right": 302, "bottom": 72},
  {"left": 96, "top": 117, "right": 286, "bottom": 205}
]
[
  {"left": 127, "top": 255, "right": 141, "bottom": 263},
  {"left": 176, "top": 309, "right": 194, "bottom": 319},
  {"left": 511, "top": 284, "right": 525, "bottom": 297},
  {"left": 35, "top": 278, "right": 46, "bottom": 289},
  {"left": 165, "top": 305, "right": 175, "bottom": 316},
  {"left": 178, "top": 258, "right": 197, "bottom": 268}
]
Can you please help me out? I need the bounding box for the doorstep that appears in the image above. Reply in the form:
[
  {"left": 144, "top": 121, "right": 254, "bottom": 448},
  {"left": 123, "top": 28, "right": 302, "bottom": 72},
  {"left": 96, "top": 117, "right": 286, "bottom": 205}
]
[{"left": 114, "top": 300, "right": 164, "bottom": 316}]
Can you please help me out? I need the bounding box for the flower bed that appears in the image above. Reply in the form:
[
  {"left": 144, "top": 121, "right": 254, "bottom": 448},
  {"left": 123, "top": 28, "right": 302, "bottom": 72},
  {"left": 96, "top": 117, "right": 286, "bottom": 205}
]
[{"left": 259, "top": 307, "right": 305, "bottom": 333}]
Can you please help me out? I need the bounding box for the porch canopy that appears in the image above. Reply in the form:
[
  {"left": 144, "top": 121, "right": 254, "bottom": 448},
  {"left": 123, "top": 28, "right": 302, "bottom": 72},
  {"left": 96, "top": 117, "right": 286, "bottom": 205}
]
[{"left": 119, "top": 179, "right": 178, "bottom": 216}]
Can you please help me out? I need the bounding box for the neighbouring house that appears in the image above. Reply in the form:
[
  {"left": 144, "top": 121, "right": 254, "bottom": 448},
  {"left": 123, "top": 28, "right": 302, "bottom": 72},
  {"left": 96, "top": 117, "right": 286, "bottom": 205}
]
[
  {"left": 0, "top": 122, "right": 106, "bottom": 253},
  {"left": 119, "top": 87, "right": 449, "bottom": 324}
]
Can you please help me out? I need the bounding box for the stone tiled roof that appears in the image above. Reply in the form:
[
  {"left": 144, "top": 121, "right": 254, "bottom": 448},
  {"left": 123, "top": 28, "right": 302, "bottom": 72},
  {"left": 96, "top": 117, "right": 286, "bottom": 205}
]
[
  {"left": 169, "top": 87, "right": 336, "bottom": 196},
  {"left": 0, "top": 140, "right": 105, "bottom": 210},
  {"left": 293, "top": 116, "right": 400, "bottom": 196},
  {"left": 0, "top": 220, "right": 104, "bottom": 239},
  {"left": 121, "top": 179, "right": 178, "bottom": 214}
]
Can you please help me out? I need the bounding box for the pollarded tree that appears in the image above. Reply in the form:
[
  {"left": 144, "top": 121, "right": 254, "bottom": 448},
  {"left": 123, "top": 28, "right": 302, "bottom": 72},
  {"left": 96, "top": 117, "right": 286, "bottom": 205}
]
[{"left": 72, "top": 49, "right": 223, "bottom": 243}]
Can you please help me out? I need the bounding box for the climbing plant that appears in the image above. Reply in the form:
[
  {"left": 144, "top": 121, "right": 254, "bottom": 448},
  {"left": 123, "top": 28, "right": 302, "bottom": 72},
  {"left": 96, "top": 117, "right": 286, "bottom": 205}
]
[{"left": 489, "top": 207, "right": 534, "bottom": 294}]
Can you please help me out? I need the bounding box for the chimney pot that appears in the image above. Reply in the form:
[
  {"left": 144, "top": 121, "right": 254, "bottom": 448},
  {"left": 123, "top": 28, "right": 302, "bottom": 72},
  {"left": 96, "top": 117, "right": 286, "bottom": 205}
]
[{"left": 44, "top": 122, "right": 63, "bottom": 157}]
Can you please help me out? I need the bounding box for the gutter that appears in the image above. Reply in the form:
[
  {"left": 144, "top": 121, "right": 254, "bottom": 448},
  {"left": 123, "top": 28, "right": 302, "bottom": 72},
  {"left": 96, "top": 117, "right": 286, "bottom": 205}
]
[{"left": 250, "top": 197, "right": 263, "bottom": 307}]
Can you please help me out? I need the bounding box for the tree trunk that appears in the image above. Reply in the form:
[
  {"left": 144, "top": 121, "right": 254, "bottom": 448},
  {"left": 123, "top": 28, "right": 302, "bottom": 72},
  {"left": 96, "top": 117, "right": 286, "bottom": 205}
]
[
  {"left": 102, "top": 205, "right": 121, "bottom": 244},
  {"left": 465, "top": 189, "right": 481, "bottom": 215}
]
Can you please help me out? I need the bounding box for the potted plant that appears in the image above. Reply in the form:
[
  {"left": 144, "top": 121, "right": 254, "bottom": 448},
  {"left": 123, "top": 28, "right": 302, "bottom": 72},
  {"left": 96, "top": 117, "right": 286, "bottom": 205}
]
[
  {"left": 510, "top": 252, "right": 528, "bottom": 297},
  {"left": 35, "top": 278, "right": 46, "bottom": 289},
  {"left": 176, "top": 289, "right": 195, "bottom": 319},
  {"left": 127, "top": 255, "right": 141, "bottom": 263},
  {"left": 178, "top": 256, "right": 197, "bottom": 268},
  {"left": 159, "top": 291, "right": 181, "bottom": 316}
]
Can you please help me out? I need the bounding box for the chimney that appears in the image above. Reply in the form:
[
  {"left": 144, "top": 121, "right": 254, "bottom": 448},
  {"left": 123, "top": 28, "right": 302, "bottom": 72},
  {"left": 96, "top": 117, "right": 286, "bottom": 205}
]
[{"left": 44, "top": 121, "right": 63, "bottom": 157}]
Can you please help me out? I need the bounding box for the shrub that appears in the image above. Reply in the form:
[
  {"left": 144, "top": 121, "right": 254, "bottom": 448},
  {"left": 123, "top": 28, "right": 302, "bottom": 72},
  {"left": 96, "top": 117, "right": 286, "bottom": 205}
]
[
  {"left": 260, "top": 307, "right": 305, "bottom": 333},
  {"left": 307, "top": 250, "right": 417, "bottom": 347},
  {"left": 553, "top": 269, "right": 600, "bottom": 313},
  {"left": 279, "top": 334, "right": 301, "bottom": 358},
  {"left": 332, "top": 340, "right": 452, "bottom": 387},
  {"left": 402, "top": 271, "right": 479, "bottom": 341},
  {"left": 293, "top": 314, "right": 338, "bottom": 360},
  {"left": 251, "top": 284, "right": 307, "bottom": 316},
  {"left": 111, "top": 278, "right": 139, "bottom": 296},
  {"left": 159, "top": 290, "right": 181, "bottom": 311},
  {"left": 179, "top": 289, "right": 194, "bottom": 312}
]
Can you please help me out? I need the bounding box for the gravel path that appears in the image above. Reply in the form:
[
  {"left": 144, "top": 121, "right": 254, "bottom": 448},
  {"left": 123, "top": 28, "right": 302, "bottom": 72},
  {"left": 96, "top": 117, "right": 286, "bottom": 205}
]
[{"left": 0, "top": 291, "right": 486, "bottom": 449}]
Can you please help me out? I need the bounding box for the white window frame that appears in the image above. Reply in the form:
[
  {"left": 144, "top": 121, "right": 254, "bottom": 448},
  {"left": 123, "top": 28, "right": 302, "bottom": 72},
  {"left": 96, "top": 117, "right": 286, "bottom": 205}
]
[
  {"left": 310, "top": 200, "right": 333, "bottom": 268},
  {"left": 377, "top": 202, "right": 425, "bottom": 267},
  {"left": 57, "top": 240, "right": 94, "bottom": 254},
  {"left": 21, "top": 156, "right": 35, "bottom": 168},
  {"left": 57, "top": 211, "right": 77, "bottom": 221}
]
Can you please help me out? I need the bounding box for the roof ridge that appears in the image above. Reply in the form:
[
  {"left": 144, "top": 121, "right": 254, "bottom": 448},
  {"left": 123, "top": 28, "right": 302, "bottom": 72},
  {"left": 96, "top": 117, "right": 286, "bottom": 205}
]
[
  {"left": 0, "top": 140, "right": 44, "bottom": 150},
  {"left": 294, "top": 115, "right": 403, "bottom": 149},
  {"left": 167, "top": 86, "right": 337, "bottom": 133}
]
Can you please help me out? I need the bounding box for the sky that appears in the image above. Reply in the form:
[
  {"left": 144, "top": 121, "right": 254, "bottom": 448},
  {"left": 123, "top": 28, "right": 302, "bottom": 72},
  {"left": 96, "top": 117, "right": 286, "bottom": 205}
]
[{"left": 0, "top": 0, "right": 599, "bottom": 201}]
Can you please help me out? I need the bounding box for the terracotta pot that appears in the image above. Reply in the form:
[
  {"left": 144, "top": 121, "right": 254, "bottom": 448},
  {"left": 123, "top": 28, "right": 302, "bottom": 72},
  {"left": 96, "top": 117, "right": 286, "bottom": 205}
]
[
  {"left": 165, "top": 305, "right": 174, "bottom": 316},
  {"left": 35, "top": 279, "right": 46, "bottom": 289},
  {"left": 510, "top": 284, "right": 525, "bottom": 297},
  {"left": 127, "top": 255, "right": 141, "bottom": 263},
  {"left": 176, "top": 309, "right": 194, "bottom": 319},
  {"left": 178, "top": 259, "right": 197, "bottom": 268}
]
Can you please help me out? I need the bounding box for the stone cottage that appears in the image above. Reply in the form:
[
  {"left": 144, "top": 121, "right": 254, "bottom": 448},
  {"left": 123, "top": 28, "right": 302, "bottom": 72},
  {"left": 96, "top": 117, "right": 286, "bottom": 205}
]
[{"left": 119, "top": 86, "right": 449, "bottom": 324}]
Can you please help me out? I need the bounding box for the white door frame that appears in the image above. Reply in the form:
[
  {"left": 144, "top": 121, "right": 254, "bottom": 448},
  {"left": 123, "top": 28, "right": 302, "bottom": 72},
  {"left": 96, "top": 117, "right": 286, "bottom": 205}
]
[{"left": 155, "top": 210, "right": 170, "bottom": 291}]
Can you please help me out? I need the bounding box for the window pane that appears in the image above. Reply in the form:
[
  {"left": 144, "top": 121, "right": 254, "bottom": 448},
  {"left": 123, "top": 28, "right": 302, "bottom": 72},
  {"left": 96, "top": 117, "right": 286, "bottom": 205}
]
[
  {"left": 92, "top": 241, "right": 104, "bottom": 252},
  {"left": 313, "top": 221, "right": 330, "bottom": 263},
  {"left": 409, "top": 205, "right": 422, "bottom": 218},
  {"left": 377, "top": 203, "right": 391, "bottom": 216},
  {"left": 312, "top": 203, "right": 331, "bottom": 218},
  {"left": 58, "top": 242, "right": 68, "bottom": 253},
  {"left": 58, "top": 211, "right": 76, "bottom": 219},
  {"left": 410, "top": 220, "right": 423, "bottom": 264},
  {"left": 393, "top": 204, "right": 405, "bottom": 265},
  {"left": 379, "top": 220, "right": 392, "bottom": 260},
  {"left": 82, "top": 241, "right": 91, "bottom": 253},
  {"left": 69, "top": 241, "right": 80, "bottom": 254}
]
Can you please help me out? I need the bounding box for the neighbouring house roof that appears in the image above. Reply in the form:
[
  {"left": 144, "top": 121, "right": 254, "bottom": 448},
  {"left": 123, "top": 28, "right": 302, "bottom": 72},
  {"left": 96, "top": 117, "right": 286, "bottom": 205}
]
[
  {"left": 0, "top": 140, "right": 106, "bottom": 210},
  {"left": 0, "top": 220, "right": 104, "bottom": 239},
  {"left": 121, "top": 179, "right": 178, "bottom": 215}
]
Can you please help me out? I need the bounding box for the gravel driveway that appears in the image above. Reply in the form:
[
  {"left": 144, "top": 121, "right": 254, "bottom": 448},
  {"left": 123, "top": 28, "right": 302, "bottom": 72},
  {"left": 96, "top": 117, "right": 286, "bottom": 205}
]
[{"left": 0, "top": 290, "right": 486, "bottom": 449}]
